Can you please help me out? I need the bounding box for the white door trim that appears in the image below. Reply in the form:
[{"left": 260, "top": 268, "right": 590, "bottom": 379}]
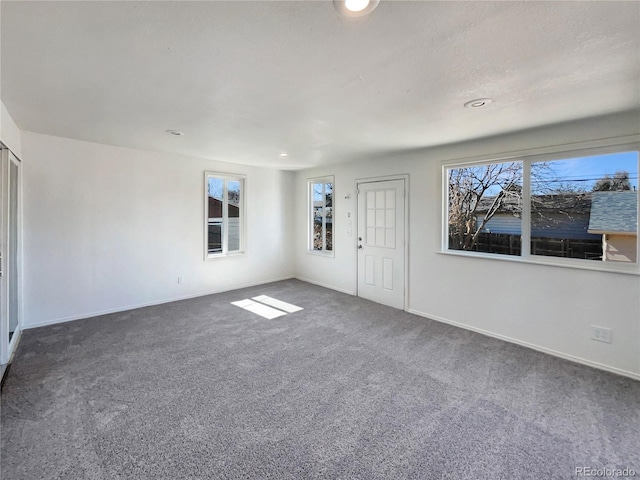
[
  {"left": 354, "top": 174, "right": 409, "bottom": 310},
  {"left": 1, "top": 148, "right": 23, "bottom": 366}
]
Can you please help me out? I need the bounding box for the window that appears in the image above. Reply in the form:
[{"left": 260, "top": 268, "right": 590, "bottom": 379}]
[
  {"left": 205, "top": 172, "right": 245, "bottom": 257},
  {"left": 448, "top": 162, "right": 523, "bottom": 256},
  {"left": 309, "top": 177, "right": 333, "bottom": 253},
  {"left": 444, "top": 146, "right": 639, "bottom": 269}
]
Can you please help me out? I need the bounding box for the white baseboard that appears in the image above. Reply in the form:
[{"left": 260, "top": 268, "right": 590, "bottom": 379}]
[
  {"left": 407, "top": 308, "right": 640, "bottom": 382},
  {"left": 24, "top": 276, "right": 296, "bottom": 330},
  {"left": 294, "top": 276, "right": 355, "bottom": 296}
]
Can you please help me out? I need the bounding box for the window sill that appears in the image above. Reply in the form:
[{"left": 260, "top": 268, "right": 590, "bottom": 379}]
[
  {"left": 306, "top": 250, "right": 335, "bottom": 258},
  {"left": 206, "top": 251, "right": 245, "bottom": 261},
  {"left": 438, "top": 249, "right": 640, "bottom": 276}
]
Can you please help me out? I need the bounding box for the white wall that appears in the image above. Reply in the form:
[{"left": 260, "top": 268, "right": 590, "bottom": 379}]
[
  {"left": 1, "top": 100, "right": 21, "bottom": 157},
  {"left": 294, "top": 111, "right": 640, "bottom": 378},
  {"left": 21, "top": 131, "right": 295, "bottom": 327}
]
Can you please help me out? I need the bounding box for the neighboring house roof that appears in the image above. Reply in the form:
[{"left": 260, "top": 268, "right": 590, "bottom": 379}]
[
  {"left": 531, "top": 193, "right": 593, "bottom": 215},
  {"left": 588, "top": 191, "right": 638, "bottom": 235},
  {"left": 477, "top": 212, "right": 598, "bottom": 240},
  {"left": 475, "top": 192, "right": 600, "bottom": 240},
  {"left": 476, "top": 193, "right": 592, "bottom": 215}
]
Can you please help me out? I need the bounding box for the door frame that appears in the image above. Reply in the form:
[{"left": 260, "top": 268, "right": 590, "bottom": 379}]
[
  {"left": 354, "top": 174, "right": 409, "bottom": 310},
  {"left": 1, "top": 147, "right": 23, "bottom": 367}
]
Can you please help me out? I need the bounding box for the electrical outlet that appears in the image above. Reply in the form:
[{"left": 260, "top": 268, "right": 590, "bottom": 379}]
[
  {"left": 178, "top": 276, "right": 184, "bottom": 284},
  {"left": 591, "top": 326, "right": 611, "bottom": 344}
]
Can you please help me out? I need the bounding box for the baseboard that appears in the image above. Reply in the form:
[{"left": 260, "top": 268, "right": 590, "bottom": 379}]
[
  {"left": 294, "top": 276, "right": 355, "bottom": 296},
  {"left": 407, "top": 308, "right": 640, "bottom": 382},
  {"left": 24, "top": 276, "right": 296, "bottom": 330}
]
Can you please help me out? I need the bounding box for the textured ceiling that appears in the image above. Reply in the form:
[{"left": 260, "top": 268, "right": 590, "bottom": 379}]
[{"left": 1, "top": 1, "right": 639, "bottom": 169}]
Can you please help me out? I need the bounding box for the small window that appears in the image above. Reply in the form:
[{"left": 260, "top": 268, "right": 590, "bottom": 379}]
[
  {"left": 205, "top": 172, "right": 245, "bottom": 257},
  {"left": 309, "top": 177, "right": 333, "bottom": 253}
]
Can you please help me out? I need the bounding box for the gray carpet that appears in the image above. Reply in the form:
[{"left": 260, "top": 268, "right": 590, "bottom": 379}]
[{"left": 1, "top": 279, "right": 639, "bottom": 479}]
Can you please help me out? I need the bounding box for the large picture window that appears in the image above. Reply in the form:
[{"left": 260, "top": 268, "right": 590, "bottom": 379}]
[
  {"left": 205, "top": 172, "right": 245, "bottom": 257},
  {"left": 309, "top": 177, "right": 333, "bottom": 253},
  {"left": 444, "top": 146, "right": 639, "bottom": 269}
]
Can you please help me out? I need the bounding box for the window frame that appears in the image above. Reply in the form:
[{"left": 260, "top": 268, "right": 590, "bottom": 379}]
[
  {"left": 204, "top": 171, "right": 246, "bottom": 259},
  {"left": 308, "top": 176, "right": 335, "bottom": 256},
  {"left": 441, "top": 139, "right": 640, "bottom": 275}
]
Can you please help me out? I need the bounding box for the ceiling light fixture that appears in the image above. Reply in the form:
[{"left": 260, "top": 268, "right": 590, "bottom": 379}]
[
  {"left": 464, "top": 98, "right": 493, "bottom": 109},
  {"left": 333, "top": 0, "right": 380, "bottom": 18},
  {"left": 166, "top": 129, "right": 185, "bottom": 136},
  {"left": 279, "top": 152, "right": 288, "bottom": 157},
  {"left": 346, "top": 0, "right": 369, "bottom": 12}
]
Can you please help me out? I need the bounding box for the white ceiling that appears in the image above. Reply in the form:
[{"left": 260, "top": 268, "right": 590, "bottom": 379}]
[{"left": 1, "top": 1, "right": 639, "bottom": 169}]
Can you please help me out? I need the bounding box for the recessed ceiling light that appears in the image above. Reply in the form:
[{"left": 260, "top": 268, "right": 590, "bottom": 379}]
[
  {"left": 345, "top": 0, "right": 369, "bottom": 12},
  {"left": 464, "top": 98, "right": 493, "bottom": 109},
  {"left": 333, "top": 0, "right": 380, "bottom": 18},
  {"left": 279, "top": 152, "right": 288, "bottom": 157},
  {"left": 166, "top": 130, "right": 185, "bottom": 136}
]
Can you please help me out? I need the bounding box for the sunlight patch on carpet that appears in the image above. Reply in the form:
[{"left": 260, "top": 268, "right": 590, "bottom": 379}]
[
  {"left": 231, "top": 299, "right": 287, "bottom": 319},
  {"left": 252, "top": 295, "right": 303, "bottom": 313},
  {"left": 231, "top": 295, "right": 303, "bottom": 319}
]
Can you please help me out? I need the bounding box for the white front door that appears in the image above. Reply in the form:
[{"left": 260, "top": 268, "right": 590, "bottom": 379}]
[{"left": 357, "top": 179, "right": 405, "bottom": 310}]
